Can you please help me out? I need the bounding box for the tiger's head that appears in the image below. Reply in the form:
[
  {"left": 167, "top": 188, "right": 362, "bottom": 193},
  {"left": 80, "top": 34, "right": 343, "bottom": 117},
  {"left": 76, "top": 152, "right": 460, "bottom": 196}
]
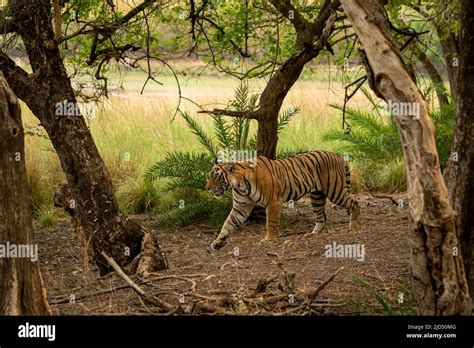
[{"left": 205, "top": 162, "right": 235, "bottom": 197}]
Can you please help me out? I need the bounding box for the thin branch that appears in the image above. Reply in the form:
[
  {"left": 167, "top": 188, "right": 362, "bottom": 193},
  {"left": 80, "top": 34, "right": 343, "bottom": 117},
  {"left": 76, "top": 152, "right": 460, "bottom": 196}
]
[
  {"left": 197, "top": 108, "right": 258, "bottom": 120},
  {"left": 198, "top": 17, "right": 250, "bottom": 58},
  {"left": 58, "top": 23, "right": 90, "bottom": 43},
  {"left": 101, "top": 252, "right": 175, "bottom": 312}
]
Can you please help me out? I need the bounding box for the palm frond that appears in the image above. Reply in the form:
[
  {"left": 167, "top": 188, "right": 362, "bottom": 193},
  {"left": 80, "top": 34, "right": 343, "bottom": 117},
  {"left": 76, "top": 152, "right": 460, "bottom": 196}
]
[
  {"left": 213, "top": 115, "right": 232, "bottom": 149},
  {"left": 231, "top": 80, "right": 249, "bottom": 111},
  {"left": 278, "top": 106, "right": 301, "bottom": 133},
  {"left": 179, "top": 111, "right": 217, "bottom": 157},
  {"left": 144, "top": 152, "right": 213, "bottom": 191},
  {"left": 331, "top": 104, "right": 390, "bottom": 137}
]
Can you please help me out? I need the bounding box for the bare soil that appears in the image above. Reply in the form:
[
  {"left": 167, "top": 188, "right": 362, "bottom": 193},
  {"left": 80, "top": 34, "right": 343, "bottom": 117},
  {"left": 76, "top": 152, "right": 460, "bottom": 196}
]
[{"left": 37, "top": 194, "right": 413, "bottom": 315}]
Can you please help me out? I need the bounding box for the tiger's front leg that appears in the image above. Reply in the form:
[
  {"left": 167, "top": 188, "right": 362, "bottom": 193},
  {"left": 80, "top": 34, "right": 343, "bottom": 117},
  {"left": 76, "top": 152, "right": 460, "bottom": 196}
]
[{"left": 211, "top": 199, "right": 254, "bottom": 250}]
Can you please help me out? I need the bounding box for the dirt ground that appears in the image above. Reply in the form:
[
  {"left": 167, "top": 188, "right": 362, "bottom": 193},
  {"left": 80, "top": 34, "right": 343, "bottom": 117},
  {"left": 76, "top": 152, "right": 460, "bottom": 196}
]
[{"left": 37, "top": 194, "right": 413, "bottom": 315}]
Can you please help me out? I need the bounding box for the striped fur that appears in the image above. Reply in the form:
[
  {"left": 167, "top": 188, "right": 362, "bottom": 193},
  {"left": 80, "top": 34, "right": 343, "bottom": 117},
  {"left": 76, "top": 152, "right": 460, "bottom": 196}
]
[{"left": 206, "top": 151, "right": 360, "bottom": 250}]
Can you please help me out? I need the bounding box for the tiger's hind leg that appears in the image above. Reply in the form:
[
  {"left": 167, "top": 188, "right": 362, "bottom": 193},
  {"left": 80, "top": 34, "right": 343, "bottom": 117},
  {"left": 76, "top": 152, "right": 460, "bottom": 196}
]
[
  {"left": 335, "top": 190, "right": 360, "bottom": 230},
  {"left": 310, "top": 191, "right": 327, "bottom": 234},
  {"left": 260, "top": 199, "right": 282, "bottom": 244},
  {"left": 349, "top": 199, "right": 360, "bottom": 230}
]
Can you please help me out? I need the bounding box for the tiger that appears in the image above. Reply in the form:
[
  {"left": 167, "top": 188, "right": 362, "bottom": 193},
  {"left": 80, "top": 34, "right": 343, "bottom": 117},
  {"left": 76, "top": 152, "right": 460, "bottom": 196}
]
[{"left": 205, "top": 151, "right": 360, "bottom": 250}]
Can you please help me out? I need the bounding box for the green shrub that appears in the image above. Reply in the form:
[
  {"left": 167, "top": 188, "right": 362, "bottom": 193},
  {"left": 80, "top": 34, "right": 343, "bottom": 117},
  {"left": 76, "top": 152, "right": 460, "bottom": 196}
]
[
  {"left": 117, "top": 177, "right": 162, "bottom": 214},
  {"left": 156, "top": 191, "right": 233, "bottom": 228},
  {"left": 322, "top": 100, "right": 455, "bottom": 192},
  {"left": 36, "top": 206, "right": 59, "bottom": 230},
  {"left": 431, "top": 104, "right": 456, "bottom": 168}
]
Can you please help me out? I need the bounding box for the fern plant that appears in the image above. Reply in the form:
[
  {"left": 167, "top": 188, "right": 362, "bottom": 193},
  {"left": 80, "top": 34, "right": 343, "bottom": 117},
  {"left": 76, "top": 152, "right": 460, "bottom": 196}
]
[
  {"left": 323, "top": 104, "right": 402, "bottom": 161},
  {"left": 322, "top": 99, "right": 455, "bottom": 192}
]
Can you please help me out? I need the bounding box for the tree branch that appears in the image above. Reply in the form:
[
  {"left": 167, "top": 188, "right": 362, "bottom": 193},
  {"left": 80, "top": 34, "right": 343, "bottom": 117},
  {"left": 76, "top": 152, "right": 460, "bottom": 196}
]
[
  {"left": 85, "top": 0, "right": 160, "bottom": 65},
  {"left": 0, "top": 52, "right": 36, "bottom": 105},
  {"left": 52, "top": 0, "right": 62, "bottom": 41}
]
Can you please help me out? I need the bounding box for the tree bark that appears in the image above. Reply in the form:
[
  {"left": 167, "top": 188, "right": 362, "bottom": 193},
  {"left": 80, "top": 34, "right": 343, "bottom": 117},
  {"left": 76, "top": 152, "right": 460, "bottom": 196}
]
[
  {"left": 341, "top": 0, "right": 471, "bottom": 315},
  {"left": 0, "top": 72, "right": 51, "bottom": 315},
  {"left": 444, "top": 0, "right": 474, "bottom": 299},
  {"left": 2, "top": 0, "right": 166, "bottom": 276},
  {"left": 413, "top": 46, "right": 450, "bottom": 107}
]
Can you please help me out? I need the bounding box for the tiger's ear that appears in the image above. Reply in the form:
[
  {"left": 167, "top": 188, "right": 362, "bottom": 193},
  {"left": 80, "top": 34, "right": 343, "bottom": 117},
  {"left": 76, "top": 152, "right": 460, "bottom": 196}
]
[{"left": 226, "top": 163, "right": 235, "bottom": 172}]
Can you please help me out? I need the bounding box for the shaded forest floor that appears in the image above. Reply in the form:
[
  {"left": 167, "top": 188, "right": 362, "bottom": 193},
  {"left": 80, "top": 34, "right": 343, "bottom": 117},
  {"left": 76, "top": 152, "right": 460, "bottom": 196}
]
[{"left": 36, "top": 195, "right": 414, "bottom": 315}]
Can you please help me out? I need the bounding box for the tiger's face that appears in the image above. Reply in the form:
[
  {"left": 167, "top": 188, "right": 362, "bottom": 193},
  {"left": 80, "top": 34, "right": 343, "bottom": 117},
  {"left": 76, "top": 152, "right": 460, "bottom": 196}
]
[{"left": 206, "top": 164, "right": 232, "bottom": 197}]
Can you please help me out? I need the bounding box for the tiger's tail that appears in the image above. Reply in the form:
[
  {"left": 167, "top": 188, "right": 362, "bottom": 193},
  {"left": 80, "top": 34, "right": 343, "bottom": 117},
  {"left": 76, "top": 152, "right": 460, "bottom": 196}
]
[
  {"left": 344, "top": 160, "right": 360, "bottom": 228},
  {"left": 344, "top": 161, "right": 351, "bottom": 194}
]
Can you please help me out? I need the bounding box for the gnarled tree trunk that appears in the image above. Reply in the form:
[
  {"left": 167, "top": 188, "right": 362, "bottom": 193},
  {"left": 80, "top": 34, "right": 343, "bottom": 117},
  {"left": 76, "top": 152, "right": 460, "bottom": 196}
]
[
  {"left": 0, "top": 72, "right": 51, "bottom": 315},
  {"left": 341, "top": 0, "right": 471, "bottom": 315},
  {"left": 0, "top": 0, "right": 166, "bottom": 276}
]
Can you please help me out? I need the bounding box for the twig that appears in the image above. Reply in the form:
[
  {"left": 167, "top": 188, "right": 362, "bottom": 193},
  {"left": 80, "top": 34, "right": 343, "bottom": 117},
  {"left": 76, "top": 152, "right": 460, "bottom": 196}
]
[
  {"left": 307, "top": 266, "right": 345, "bottom": 303},
  {"left": 101, "top": 252, "right": 174, "bottom": 312}
]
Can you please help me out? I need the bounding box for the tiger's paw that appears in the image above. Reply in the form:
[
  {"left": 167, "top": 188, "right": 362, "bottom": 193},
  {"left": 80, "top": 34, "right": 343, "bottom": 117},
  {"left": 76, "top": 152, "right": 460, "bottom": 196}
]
[
  {"left": 259, "top": 236, "right": 277, "bottom": 246},
  {"left": 349, "top": 219, "right": 361, "bottom": 231},
  {"left": 303, "top": 232, "right": 317, "bottom": 239},
  {"left": 211, "top": 238, "right": 226, "bottom": 251},
  {"left": 309, "top": 222, "right": 325, "bottom": 235}
]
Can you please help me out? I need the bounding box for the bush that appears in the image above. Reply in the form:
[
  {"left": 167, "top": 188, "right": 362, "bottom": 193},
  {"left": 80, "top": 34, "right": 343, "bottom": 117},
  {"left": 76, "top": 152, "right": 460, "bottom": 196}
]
[
  {"left": 117, "top": 177, "right": 162, "bottom": 214},
  {"left": 36, "top": 206, "right": 59, "bottom": 230},
  {"left": 155, "top": 190, "right": 233, "bottom": 228}
]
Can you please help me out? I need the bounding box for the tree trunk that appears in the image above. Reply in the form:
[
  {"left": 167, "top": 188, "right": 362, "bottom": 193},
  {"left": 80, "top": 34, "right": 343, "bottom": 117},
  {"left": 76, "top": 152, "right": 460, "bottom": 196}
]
[
  {"left": 2, "top": 0, "right": 166, "bottom": 276},
  {"left": 0, "top": 72, "right": 51, "bottom": 315},
  {"left": 341, "top": 0, "right": 471, "bottom": 315},
  {"left": 256, "top": 54, "right": 308, "bottom": 159},
  {"left": 435, "top": 24, "right": 459, "bottom": 99},
  {"left": 413, "top": 46, "right": 450, "bottom": 107},
  {"left": 444, "top": 0, "right": 474, "bottom": 299}
]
